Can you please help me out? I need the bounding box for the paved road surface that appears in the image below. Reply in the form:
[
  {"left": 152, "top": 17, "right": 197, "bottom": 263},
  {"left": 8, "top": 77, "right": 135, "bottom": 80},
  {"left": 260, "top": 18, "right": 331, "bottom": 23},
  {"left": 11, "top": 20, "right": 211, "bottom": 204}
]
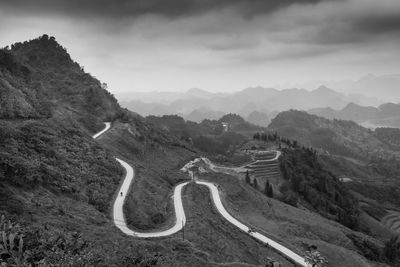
[
  {"left": 113, "top": 158, "right": 188, "bottom": 237},
  {"left": 93, "top": 125, "right": 308, "bottom": 266},
  {"left": 92, "top": 122, "right": 111, "bottom": 139},
  {"left": 185, "top": 153, "right": 308, "bottom": 267},
  {"left": 195, "top": 180, "right": 307, "bottom": 266}
]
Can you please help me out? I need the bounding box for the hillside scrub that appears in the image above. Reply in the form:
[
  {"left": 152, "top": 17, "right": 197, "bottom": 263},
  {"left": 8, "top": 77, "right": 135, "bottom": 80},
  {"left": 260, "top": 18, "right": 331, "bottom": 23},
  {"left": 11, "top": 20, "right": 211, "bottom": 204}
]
[
  {"left": 268, "top": 110, "right": 396, "bottom": 160},
  {"left": 279, "top": 147, "right": 360, "bottom": 229},
  {"left": 146, "top": 114, "right": 248, "bottom": 155},
  {"left": 1, "top": 35, "right": 121, "bottom": 128},
  {"left": 0, "top": 119, "right": 122, "bottom": 213},
  {"left": 0, "top": 214, "right": 169, "bottom": 266}
]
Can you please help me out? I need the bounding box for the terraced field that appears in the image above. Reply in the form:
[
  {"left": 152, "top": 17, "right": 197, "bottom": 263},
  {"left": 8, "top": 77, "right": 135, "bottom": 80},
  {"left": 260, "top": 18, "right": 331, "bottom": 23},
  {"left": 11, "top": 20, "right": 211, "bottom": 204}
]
[
  {"left": 382, "top": 211, "right": 400, "bottom": 233},
  {"left": 245, "top": 151, "right": 282, "bottom": 192}
]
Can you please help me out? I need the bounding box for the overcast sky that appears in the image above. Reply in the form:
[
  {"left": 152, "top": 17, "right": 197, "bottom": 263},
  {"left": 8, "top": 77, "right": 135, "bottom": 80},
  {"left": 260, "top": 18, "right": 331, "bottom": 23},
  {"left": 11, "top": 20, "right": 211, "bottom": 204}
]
[{"left": 0, "top": 0, "right": 399, "bottom": 93}]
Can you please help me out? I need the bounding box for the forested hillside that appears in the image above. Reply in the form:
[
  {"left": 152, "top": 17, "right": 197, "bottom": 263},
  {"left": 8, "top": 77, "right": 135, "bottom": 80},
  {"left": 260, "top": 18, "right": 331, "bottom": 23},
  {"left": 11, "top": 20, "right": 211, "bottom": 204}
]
[
  {"left": 0, "top": 35, "right": 121, "bottom": 132},
  {"left": 279, "top": 147, "right": 359, "bottom": 229},
  {"left": 268, "top": 110, "right": 398, "bottom": 160},
  {"left": 0, "top": 35, "right": 195, "bottom": 266},
  {"left": 145, "top": 114, "right": 256, "bottom": 155}
]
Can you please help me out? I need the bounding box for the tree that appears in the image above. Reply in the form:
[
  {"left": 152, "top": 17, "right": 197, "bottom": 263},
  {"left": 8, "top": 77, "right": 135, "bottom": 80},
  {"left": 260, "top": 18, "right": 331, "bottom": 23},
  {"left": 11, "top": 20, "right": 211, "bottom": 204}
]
[
  {"left": 264, "top": 180, "right": 273, "bottom": 197},
  {"left": 268, "top": 184, "right": 274, "bottom": 198},
  {"left": 245, "top": 170, "right": 251, "bottom": 184},
  {"left": 305, "top": 250, "right": 328, "bottom": 267},
  {"left": 264, "top": 180, "right": 270, "bottom": 195},
  {"left": 253, "top": 178, "right": 259, "bottom": 190},
  {"left": 384, "top": 235, "right": 400, "bottom": 263},
  {"left": 253, "top": 132, "right": 260, "bottom": 140}
]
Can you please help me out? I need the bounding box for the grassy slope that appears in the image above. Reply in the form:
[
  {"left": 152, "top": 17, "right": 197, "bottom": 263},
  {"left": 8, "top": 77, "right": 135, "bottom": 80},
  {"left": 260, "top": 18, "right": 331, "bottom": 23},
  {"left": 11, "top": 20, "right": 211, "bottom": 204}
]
[
  {"left": 97, "top": 122, "right": 296, "bottom": 266},
  {"left": 97, "top": 121, "right": 194, "bottom": 230},
  {"left": 198, "top": 171, "right": 386, "bottom": 267},
  {"left": 183, "top": 183, "right": 292, "bottom": 266},
  {"left": 268, "top": 110, "right": 397, "bottom": 160}
]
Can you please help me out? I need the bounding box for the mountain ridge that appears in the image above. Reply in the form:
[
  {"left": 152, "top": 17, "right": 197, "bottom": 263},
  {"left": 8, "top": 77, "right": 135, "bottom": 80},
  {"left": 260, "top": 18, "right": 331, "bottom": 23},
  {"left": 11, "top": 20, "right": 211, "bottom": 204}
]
[{"left": 309, "top": 102, "right": 400, "bottom": 128}]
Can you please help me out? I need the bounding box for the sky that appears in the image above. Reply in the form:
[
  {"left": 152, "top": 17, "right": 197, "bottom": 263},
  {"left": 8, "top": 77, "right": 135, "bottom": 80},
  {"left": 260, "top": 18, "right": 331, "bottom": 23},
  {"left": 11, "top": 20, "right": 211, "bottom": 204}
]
[{"left": 0, "top": 0, "right": 400, "bottom": 94}]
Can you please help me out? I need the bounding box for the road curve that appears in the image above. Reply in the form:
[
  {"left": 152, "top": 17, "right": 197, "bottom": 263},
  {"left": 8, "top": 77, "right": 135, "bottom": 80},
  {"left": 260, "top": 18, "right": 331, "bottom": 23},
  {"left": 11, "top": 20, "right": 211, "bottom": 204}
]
[
  {"left": 92, "top": 122, "right": 111, "bottom": 139},
  {"left": 93, "top": 125, "right": 307, "bottom": 265},
  {"left": 195, "top": 181, "right": 307, "bottom": 266},
  {"left": 92, "top": 122, "right": 187, "bottom": 237},
  {"left": 184, "top": 152, "right": 308, "bottom": 267},
  {"left": 113, "top": 158, "right": 188, "bottom": 237}
]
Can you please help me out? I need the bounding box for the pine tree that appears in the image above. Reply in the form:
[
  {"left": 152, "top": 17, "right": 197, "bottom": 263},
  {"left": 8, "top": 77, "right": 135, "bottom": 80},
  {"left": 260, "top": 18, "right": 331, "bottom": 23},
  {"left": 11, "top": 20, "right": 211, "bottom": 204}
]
[
  {"left": 264, "top": 180, "right": 270, "bottom": 196},
  {"left": 245, "top": 170, "right": 251, "bottom": 184},
  {"left": 268, "top": 184, "right": 274, "bottom": 198},
  {"left": 253, "top": 178, "right": 259, "bottom": 190},
  {"left": 384, "top": 235, "right": 400, "bottom": 263},
  {"left": 264, "top": 180, "right": 274, "bottom": 198}
]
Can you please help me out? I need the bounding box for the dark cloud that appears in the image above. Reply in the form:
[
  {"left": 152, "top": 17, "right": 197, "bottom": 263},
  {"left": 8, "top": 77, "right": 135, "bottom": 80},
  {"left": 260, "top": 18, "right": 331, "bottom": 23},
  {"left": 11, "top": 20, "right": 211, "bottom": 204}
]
[
  {"left": 356, "top": 14, "right": 400, "bottom": 34},
  {"left": 0, "top": 0, "right": 329, "bottom": 18},
  {"left": 1, "top": 0, "right": 399, "bottom": 93}
]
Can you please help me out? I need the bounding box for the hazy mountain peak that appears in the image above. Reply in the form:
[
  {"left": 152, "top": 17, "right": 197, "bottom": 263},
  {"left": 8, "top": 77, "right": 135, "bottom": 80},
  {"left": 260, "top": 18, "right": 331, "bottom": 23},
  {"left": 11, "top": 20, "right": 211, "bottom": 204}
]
[
  {"left": 186, "top": 87, "right": 208, "bottom": 94},
  {"left": 343, "top": 102, "right": 361, "bottom": 109},
  {"left": 240, "top": 86, "right": 277, "bottom": 94},
  {"left": 360, "top": 73, "right": 377, "bottom": 81},
  {"left": 314, "top": 85, "right": 336, "bottom": 93},
  {"left": 219, "top": 113, "right": 245, "bottom": 123}
]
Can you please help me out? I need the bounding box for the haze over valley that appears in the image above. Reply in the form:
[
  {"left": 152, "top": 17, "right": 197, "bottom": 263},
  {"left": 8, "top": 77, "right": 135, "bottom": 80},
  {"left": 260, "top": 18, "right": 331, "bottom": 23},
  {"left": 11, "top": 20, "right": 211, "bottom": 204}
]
[{"left": 1, "top": 0, "right": 400, "bottom": 266}]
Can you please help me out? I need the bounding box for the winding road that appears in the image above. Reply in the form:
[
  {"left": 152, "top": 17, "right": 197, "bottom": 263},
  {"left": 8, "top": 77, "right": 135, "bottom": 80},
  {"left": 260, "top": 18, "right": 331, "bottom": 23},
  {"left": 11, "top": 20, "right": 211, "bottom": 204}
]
[
  {"left": 113, "top": 158, "right": 188, "bottom": 237},
  {"left": 92, "top": 122, "right": 111, "bottom": 139},
  {"left": 93, "top": 123, "right": 308, "bottom": 266}
]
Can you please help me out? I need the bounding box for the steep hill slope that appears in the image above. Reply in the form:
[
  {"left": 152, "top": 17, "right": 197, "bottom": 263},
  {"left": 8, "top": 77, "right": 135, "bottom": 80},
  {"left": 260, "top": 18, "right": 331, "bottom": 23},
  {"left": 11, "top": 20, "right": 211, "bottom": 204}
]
[
  {"left": 309, "top": 102, "right": 400, "bottom": 129},
  {"left": 268, "top": 110, "right": 397, "bottom": 160},
  {"left": 2, "top": 35, "right": 325, "bottom": 267},
  {"left": 1, "top": 35, "right": 120, "bottom": 133},
  {"left": 0, "top": 35, "right": 206, "bottom": 266}
]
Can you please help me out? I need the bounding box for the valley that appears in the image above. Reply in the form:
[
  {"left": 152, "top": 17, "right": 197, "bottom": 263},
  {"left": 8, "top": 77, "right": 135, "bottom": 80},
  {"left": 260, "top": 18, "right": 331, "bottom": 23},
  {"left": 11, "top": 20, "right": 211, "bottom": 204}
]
[{"left": 1, "top": 35, "right": 400, "bottom": 267}]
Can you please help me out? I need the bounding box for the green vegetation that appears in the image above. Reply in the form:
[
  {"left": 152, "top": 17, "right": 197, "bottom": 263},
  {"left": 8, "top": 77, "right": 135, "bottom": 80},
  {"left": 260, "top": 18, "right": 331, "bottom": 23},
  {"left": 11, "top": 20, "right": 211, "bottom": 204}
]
[
  {"left": 1, "top": 35, "right": 185, "bottom": 266},
  {"left": 268, "top": 110, "right": 397, "bottom": 160},
  {"left": 375, "top": 127, "right": 400, "bottom": 150},
  {"left": 3, "top": 34, "right": 399, "bottom": 266},
  {"left": 245, "top": 170, "right": 250, "bottom": 185},
  {"left": 384, "top": 235, "right": 400, "bottom": 264},
  {"left": 0, "top": 214, "right": 168, "bottom": 266},
  {"left": 182, "top": 184, "right": 293, "bottom": 266},
  {"left": 253, "top": 178, "right": 259, "bottom": 190},
  {"left": 0, "top": 215, "right": 24, "bottom": 266},
  {"left": 0, "top": 119, "right": 122, "bottom": 213},
  {"left": 279, "top": 147, "right": 359, "bottom": 229},
  {"left": 264, "top": 180, "right": 273, "bottom": 198},
  {"left": 1, "top": 34, "right": 120, "bottom": 129},
  {"left": 198, "top": 171, "right": 379, "bottom": 267},
  {"left": 304, "top": 250, "right": 328, "bottom": 267},
  {"left": 146, "top": 114, "right": 249, "bottom": 155}
]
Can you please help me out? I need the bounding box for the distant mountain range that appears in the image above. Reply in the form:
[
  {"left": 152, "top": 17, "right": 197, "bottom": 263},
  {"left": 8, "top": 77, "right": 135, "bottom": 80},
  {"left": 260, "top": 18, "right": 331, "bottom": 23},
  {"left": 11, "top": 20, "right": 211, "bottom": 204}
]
[
  {"left": 294, "top": 74, "right": 400, "bottom": 103},
  {"left": 119, "top": 86, "right": 381, "bottom": 125},
  {"left": 309, "top": 102, "right": 400, "bottom": 129}
]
